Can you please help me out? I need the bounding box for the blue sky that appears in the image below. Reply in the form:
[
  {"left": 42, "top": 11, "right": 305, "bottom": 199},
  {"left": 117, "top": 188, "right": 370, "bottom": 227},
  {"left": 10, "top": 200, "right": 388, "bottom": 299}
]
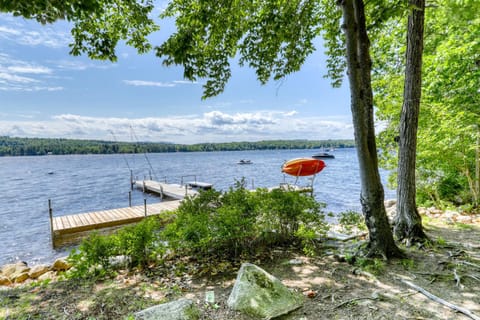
[{"left": 0, "top": 7, "right": 355, "bottom": 144}]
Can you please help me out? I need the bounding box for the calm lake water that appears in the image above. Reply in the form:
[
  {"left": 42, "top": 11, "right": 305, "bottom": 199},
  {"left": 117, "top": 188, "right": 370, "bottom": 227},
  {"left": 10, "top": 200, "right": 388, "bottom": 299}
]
[{"left": 0, "top": 148, "right": 395, "bottom": 266}]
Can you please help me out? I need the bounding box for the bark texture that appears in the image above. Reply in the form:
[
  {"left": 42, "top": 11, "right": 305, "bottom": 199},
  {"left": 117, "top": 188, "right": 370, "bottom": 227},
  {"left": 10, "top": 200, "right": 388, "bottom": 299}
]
[
  {"left": 394, "top": 0, "right": 428, "bottom": 243},
  {"left": 341, "top": 0, "right": 402, "bottom": 258}
]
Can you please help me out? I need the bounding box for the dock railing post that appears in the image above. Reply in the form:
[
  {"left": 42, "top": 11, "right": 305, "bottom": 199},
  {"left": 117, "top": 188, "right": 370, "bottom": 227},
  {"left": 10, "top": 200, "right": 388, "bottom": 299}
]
[
  {"left": 48, "top": 199, "right": 54, "bottom": 247},
  {"left": 128, "top": 191, "right": 132, "bottom": 207},
  {"left": 130, "top": 170, "right": 134, "bottom": 191},
  {"left": 144, "top": 198, "right": 147, "bottom": 217}
]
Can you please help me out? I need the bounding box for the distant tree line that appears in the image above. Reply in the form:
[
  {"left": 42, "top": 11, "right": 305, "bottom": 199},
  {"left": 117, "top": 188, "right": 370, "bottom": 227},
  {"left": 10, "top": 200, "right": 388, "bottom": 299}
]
[{"left": 0, "top": 136, "right": 354, "bottom": 156}]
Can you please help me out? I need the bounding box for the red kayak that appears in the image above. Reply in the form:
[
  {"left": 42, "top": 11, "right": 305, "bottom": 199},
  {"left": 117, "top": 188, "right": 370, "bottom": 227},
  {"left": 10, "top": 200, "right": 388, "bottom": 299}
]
[{"left": 281, "top": 158, "right": 326, "bottom": 176}]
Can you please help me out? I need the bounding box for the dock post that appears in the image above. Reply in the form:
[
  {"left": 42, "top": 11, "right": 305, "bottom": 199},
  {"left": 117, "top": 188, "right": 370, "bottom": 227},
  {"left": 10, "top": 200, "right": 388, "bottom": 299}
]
[
  {"left": 130, "top": 170, "right": 134, "bottom": 191},
  {"left": 48, "top": 199, "right": 54, "bottom": 247},
  {"left": 143, "top": 177, "right": 146, "bottom": 193},
  {"left": 128, "top": 191, "right": 132, "bottom": 207},
  {"left": 144, "top": 198, "right": 147, "bottom": 217}
]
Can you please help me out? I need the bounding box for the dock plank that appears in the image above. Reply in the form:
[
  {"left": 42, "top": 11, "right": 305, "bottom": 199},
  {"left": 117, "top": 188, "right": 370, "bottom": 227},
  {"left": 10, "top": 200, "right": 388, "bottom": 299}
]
[{"left": 51, "top": 200, "right": 182, "bottom": 248}]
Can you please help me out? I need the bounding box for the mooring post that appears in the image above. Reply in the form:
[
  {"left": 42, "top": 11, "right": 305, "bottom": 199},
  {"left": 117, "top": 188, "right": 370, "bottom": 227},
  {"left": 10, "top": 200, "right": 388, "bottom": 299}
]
[
  {"left": 144, "top": 198, "right": 147, "bottom": 217},
  {"left": 48, "top": 199, "right": 54, "bottom": 247},
  {"left": 130, "top": 170, "right": 134, "bottom": 191},
  {"left": 128, "top": 191, "right": 132, "bottom": 207},
  {"left": 142, "top": 177, "right": 146, "bottom": 193}
]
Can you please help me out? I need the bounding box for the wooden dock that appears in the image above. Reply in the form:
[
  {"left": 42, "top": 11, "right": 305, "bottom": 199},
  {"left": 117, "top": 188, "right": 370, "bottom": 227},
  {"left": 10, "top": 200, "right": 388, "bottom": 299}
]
[
  {"left": 50, "top": 200, "right": 181, "bottom": 248},
  {"left": 134, "top": 179, "right": 212, "bottom": 200}
]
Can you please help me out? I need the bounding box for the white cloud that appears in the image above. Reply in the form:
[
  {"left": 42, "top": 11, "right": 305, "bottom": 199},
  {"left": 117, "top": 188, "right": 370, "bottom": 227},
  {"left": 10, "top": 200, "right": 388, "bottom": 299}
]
[
  {"left": 284, "top": 111, "right": 298, "bottom": 117},
  {"left": 0, "top": 16, "right": 70, "bottom": 48},
  {"left": 123, "top": 80, "right": 176, "bottom": 87},
  {"left": 173, "top": 80, "right": 197, "bottom": 85},
  {"left": 0, "top": 54, "right": 62, "bottom": 91},
  {"left": 0, "top": 111, "right": 354, "bottom": 144},
  {"left": 0, "top": 72, "right": 38, "bottom": 84},
  {"left": 123, "top": 79, "right": 198, "bottom": 87},
  {"left": 53, "top": 60, "right": 115, "bottom": 71},
  {"left": 7, "top": 65, "right": 52, "bottom": 74},
  {"left": 0, "top": 25, "right": 20, "bottom": 36}
]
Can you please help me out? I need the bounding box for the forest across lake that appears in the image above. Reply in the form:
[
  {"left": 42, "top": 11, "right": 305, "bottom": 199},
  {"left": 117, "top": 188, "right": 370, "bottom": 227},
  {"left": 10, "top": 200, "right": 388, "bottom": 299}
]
[{"left": 0, "top": 136, "right": 354, "bottom": 156}]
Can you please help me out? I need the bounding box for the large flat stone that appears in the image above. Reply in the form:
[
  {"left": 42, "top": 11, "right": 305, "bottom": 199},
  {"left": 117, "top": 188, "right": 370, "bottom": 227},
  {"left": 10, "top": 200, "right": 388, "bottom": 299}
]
[
  {"left": 227, "top": 263, "right": 304, "bottom": 319},
  {"left": 134, "top": 298, "right": 199, "bottom": 320}
]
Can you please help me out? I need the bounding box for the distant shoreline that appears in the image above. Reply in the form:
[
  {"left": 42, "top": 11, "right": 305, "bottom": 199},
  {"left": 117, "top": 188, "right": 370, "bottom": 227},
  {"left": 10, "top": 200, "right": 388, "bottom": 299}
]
[{"left": 0, "top": 136, "right": 355, "bottom": 157}]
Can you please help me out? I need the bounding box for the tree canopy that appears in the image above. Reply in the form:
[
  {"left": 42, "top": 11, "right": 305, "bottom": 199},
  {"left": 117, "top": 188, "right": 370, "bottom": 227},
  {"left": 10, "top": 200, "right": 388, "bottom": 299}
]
[{"left": 0, "top": 0, "right": 159, "bottom": 61}]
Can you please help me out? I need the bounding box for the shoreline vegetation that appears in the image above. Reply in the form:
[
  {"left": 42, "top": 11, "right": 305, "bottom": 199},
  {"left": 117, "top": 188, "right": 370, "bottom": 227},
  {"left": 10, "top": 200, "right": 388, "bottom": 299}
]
[
  {"left": 1, "top": 201, "right": 479, "bottom": 319},
  {"left": 0, "top": 136, "right": 354, "bottom": 157}
]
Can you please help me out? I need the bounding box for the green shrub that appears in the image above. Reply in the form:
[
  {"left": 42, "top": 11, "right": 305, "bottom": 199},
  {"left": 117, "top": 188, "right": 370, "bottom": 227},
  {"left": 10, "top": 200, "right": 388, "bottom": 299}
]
[
  {"left": 68, "top": 217, "right": 165, "bottom": 278},
  {"left": 67, "top": 232, "right": 116, "bottom": 279},
  {"left": 68, "top": 180, "right": 329, "bottom": 278},
  {"left": 115, "top": 216, "right": 165, "bottom": 268},
  {"left": 163, "top": 179, "right": 328, "bottom": 259}
]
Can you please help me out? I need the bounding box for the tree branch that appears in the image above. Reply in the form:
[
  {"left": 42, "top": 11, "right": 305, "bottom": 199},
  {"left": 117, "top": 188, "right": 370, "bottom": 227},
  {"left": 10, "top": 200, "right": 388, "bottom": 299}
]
[{"left": 400, "top": 279, "right": 480, "bottom": 320}]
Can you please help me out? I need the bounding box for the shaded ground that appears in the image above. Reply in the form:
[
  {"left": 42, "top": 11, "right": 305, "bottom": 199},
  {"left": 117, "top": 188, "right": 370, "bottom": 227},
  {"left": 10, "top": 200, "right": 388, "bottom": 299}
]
[{"left": 1, "top": 216, "right": 479, "bottom": 319}]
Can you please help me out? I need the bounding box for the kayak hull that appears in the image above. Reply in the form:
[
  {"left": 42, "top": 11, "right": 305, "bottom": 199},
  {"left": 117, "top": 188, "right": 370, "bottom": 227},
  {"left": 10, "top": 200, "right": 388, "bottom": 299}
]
[{"left": 281, "top": 158, "right": 326, "bottom": 176}]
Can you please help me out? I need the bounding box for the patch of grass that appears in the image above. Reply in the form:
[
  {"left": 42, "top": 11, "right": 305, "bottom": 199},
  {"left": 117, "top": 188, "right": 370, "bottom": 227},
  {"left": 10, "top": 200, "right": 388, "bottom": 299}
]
[
  {"left": 0, "top": 278, "right": 164, "bottom": 320},
  {"left": 400, "top": 259, "right": 415, "bottom": 270},
  {"left": 0, "top": 289, "right": 37, "bottom": 319},
  {"left": 436, "top": 236, "right": 447, "bottom": 246},
  {"left": 455, "top": 223, "right": 474, "bottom": 230},
  {"left": 355, "top": 257, "right": 385, "bottom": 275}
]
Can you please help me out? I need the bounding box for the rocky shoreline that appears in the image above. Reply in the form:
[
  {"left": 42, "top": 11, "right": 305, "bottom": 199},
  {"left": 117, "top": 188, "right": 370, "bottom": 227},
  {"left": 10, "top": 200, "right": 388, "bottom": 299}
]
[{"left": 0, "top": 257, "right": 71, "bottom": 287}]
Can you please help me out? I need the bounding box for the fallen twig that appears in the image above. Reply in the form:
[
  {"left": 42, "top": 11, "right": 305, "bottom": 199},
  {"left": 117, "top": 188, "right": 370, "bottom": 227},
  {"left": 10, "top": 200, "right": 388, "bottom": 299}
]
[
  {"left": 411, "top": 271, "right": 449, "bottom": 277},
  {"left": 464, "top": 274, "right": 480, "bottom": 282},
  {"left": 456, "top": 260, "right": 480, "bottom": 270},
  {"left": 400, "top": 279, "right": 480, "bottom": 320},
  {"left": 333, "top": 297, "right": 377, "bottom": 309},
  {"left": 447, "top": 241, "right": 480, "bottom": 250}
]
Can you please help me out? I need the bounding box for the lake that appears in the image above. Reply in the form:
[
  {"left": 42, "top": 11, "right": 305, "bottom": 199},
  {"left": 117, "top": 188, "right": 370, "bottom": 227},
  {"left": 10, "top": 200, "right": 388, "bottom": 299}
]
[{"left": 0, "top": 148, "right": 395, "bottom": 266}]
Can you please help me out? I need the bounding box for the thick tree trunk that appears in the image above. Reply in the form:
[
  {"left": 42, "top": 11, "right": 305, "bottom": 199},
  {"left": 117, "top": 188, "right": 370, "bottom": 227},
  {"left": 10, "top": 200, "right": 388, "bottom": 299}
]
[
  {"left": 394, "top": 0, "right": 428, "bottom": 243},
  {"left": 341, "top": 0, "right": 402, "bottom": 258}
]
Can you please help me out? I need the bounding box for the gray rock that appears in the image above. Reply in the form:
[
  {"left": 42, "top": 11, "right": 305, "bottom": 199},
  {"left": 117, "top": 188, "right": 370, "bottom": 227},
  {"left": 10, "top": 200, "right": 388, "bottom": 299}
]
[
  {"left": 227, "top": 263, "right": 303, "bottom": 319},
  {"left": 38, "top": 271, "right": 56, "bottom": 282},
  {"left": 52, "top": 257, "right": 72, "bottom": 271},
  {"left": 1, "top": 262, "right": 28, "bottom": 279},
  {"left": 29, "top": 264, "right": 50, "bottom": 279},
  {"left": 134, "top": 298, "right": 199, "bottom": 320},
  {"left": 0, "top": 275, "right": 12, "bottom": 286},
  {"left": 13, "top": 271, "right": 30, "bottom": 283}
]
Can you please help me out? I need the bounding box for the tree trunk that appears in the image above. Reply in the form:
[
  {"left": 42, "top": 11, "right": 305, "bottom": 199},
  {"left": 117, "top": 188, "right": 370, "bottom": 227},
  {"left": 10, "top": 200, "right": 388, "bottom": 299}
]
[
  {"left": 475, "top": 124, "right": 479, "bottom": 206},
  {"left": 340, "top": 0, "right": 402, "bottom": 258},
  {"left": 394, "top": 0, "right": 428, "bottom": 243}
]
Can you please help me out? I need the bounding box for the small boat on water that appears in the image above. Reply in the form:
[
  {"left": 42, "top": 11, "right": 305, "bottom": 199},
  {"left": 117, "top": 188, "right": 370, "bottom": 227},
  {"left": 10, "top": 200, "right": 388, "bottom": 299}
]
[
  {"left": 237, "top": 159, "right": 252, "bottom": 164},
  {"left": 312, "top": 152, "right": 335, "bottom": 159}
]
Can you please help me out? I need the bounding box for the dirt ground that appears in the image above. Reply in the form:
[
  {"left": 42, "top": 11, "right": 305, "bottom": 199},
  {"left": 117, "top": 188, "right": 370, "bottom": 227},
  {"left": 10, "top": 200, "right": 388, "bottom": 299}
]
[
  {"left": 1, "top": 214, "right": 479, "bottom": 320},
  {"left": 183, "top": 215, "right": 480, "bottom": 320}
]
